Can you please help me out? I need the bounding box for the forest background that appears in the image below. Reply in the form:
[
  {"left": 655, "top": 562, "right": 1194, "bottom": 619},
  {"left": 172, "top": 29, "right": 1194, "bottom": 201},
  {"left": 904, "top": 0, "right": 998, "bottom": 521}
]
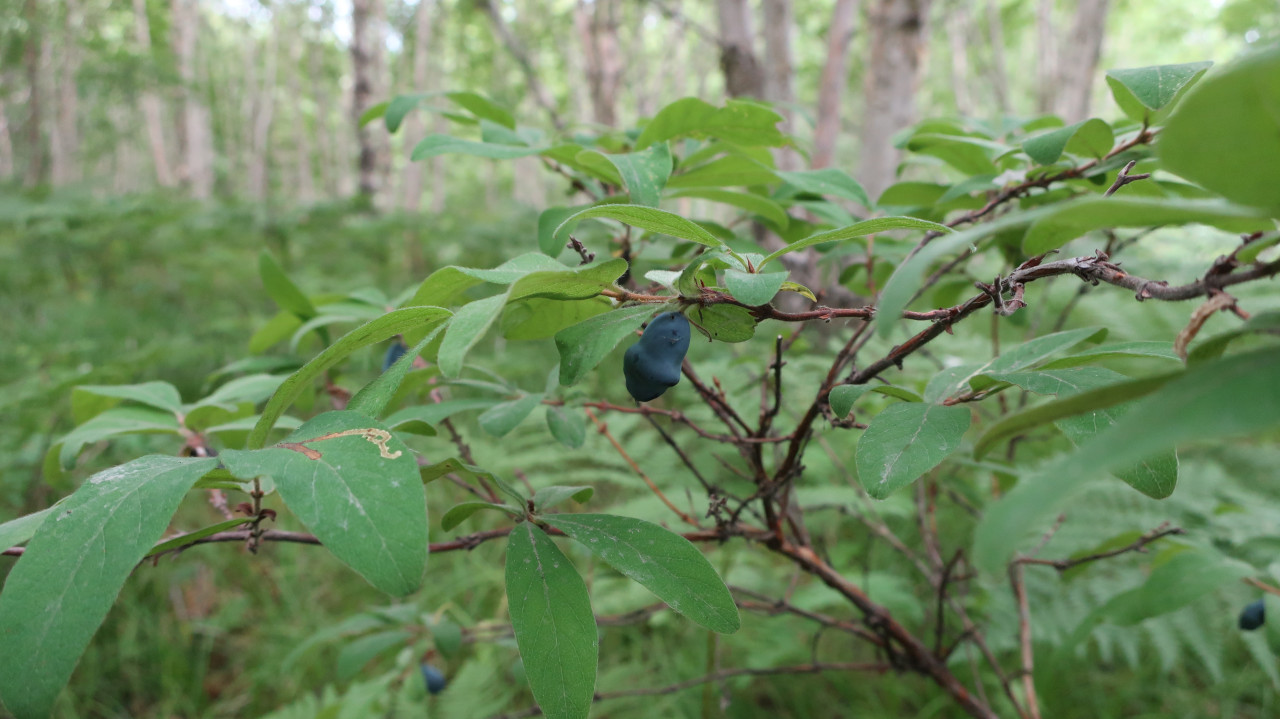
[{"left": 2, "top": 0, "right": 1280, "bottom": 718}]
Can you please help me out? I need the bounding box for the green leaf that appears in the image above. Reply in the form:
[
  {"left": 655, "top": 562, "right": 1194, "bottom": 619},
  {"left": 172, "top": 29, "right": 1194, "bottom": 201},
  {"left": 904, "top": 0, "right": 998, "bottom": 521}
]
[
  {"left": 411, "top": 134, "right": 545, "bottom": 161},
  {"left": 599, "top": 143, "right": 672, "bottom": 208},
  {"left": 827, "top": 385, "right": 920, "bottom": 419},
  {"left": 974, "top": 345, "right": 1280, "bottom": 572},
  {"left": 478, "top": 394, "right": 546, "bottom": 437},
  {"left": 987, "top": 368, "right": 1180, "bottom": 497},
  {"left": 531, "top": 486, "right": 594, "bottom": 512},
  {"left": 776, "top": 168, "right": 871, "bottom": 208},
  {"left": 760, "top": 217, "right": 950, "bottom": 268},
  {"left": 347, "top": 328, "right": 443, "bottom": 417},
  {"left": 247, "top": 307, "right": 451, "bottom": 449},
  {"left": 259, "top": 250, "right": 316, "bottom": 319},
  {"left": 1040, "top": 341, "right": 1180, "bottom": 369},
  {"left": 420, "top": 458, "right": 528, "bottom": 507},
  {"left": 538, "top": 205, "right": 589, "bottom": 256},
  {"left": 504, "top": 297, "right": 613, "bottom": 341},
  {"left": 557, "top": 205, "right": 726, "bottom": 249},
  {"left": 1022, "top": 119, "right": 1115, "bottom": 164},
  {"left": 71, "top": 381, "right": 182, "bottom": 423},
  {"left": 829, "top": 385, "right": 873, "bottom": 419},
  {"left": 635, "top": 97, "right": 786, "bottom": 149},
  {"left": 666, "top": 155, "right": 780, "bottom": 189},
  {"left": 1159, "top": 49, "right": 1280, "bottom": 213},
  {"left": 336, "top": 630, "right": 412, "bottom": 682},
  {"left": 58, "top": 407, "right": 181, "bottom": 469},
  {"left": 547, "top": 513, "right": 740, "bottom": 634},
  {"left": 1021, "top": 197, "right": 1271, "bottom": 255},
  {"left": 666, "top": 189, "right": 790, "bottom": 228},
  {"left": 0, "top": 503, "right": 62, "bottom": 551},
  {"left": 144, "top": 517, "right": 251, "bottom": 557},
  {"left": 383, "top": 93, "right": 425, "bottom": 133},
  {"left": 249, "top": 311, "right": 304, "bottom": 353},
  {"left": 359, "top": 100, "right": 389, "bottom": 127},
  {"left": 223, "top": 411, "right": 427, "bottom": 595},
  {"left": 199, "top": 373, "right": 289, "bottom": 408},
  {"left": 546, "top": 405, "right": 587, "bottom": 449},
  {"left": 1105, "top": 61, "right": 1213, "bottom": 123},
  {"left": 972, "top": 370, "right": 1178, "bottom": 460},
  {"left": 508, "top": 259, "right": 628, "bottom": 302},
  {"left": 689, "top": 304, "right": 756, "bottom": 342},
  {"left": 960, "top": 327, "right": 1108, "bottom": 393},
  {"left": 438, "top": 294, "right": 510, "bottom": 378},
  {"left": 383, "top": 399, "right": 499, "bottom": 428},
  {"left": 555, "top": 304, "right": 664, "bottom": 386},
  {"left": 905, "top": 133, "right": 1001, "bottom": 175},
  {"left": 0, "top": 456, "right": 217, "bottom": 719},
  {"left": 1099, "top": 550, "right": 1250, "bottom": 626},
  {"left": 446, "top": 91, "right": 516, "bottom": 129},
  {"left": 855, "top": 403, "right": 971, "bottom": 499},
  {"left": 505, "top": 523, "right": 597, "bottom": 719},
  {"left": 441, "top": 502, "right": 520, "bottom": 532},
  {"left": 723, "top": 269, "right": 788, "bottom": 306}
]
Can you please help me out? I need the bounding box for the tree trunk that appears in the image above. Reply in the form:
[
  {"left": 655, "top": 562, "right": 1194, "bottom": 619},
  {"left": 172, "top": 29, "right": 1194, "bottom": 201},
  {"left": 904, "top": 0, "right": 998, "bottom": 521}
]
[
  {"left": 716, "top": 0, "right": 764, "bottom": 99},
  {"left": 0, "top": 88, "right": 14, "bottom": 181},
  {"left": 50, "top": 0, "right": 80, "bottom": 185},
  {"left": 22, "top": 0, "right": 45, "bottom": 187},
  {"left": 246, "top": 24, "right": 277, "bottom": 200},
  {"left": 1034, "top": 0, "right": 1057, "bottom": 115},
  {"left": 946, "top": 0, "right": 973, "bottom": 117},
  {"left": 477, "top": 0, "right": 563, "bottom": 130},
  {"left": 132, "top": 0, "right": 176, "bottom": 188},
  {"left": 351, "top": 0, "right": 390, "bottom": 203},
  {"left": 172, "top": 0, "right": 214, "bottom": 198},
  {"left": 401, "top": 0, "right": 436, "bottom": 212},
  {"left": 857, "top": 0, "right": 931, "bottom": 201},
  {"left": 762, "top": 0, "right": 797, "bottom": 169},
  {"left": 984, "top": 0, "right": 1011, "bottom": 115},
  {"left": 812, "top": 0, "right": 858, "bottom": 170},
  {"left": 576, "top": 0, "right": 622, "bottom": 127},
  {"left": 284, "top": 15, "right": 314, "bottom": 204},
  {"left": 1053, "top": 0, "right": 1109, "bottom": 122}
]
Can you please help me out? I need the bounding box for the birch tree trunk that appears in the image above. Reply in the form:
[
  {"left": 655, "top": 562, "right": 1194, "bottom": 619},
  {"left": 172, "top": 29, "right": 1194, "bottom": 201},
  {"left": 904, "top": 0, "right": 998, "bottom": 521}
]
[
  {"left": 401, "top": 0, "right": 436, "bottom": 212},
  {"left": 351, "top": 0, "right": 390, "bottom": 203},
  {"left": 984, "top": 0, "right": 1011, "bottom": 115},
  {"left": 22, "top": 0, "right": 45, "bottom": 187},
  {"left": 51, "top": 0, "right": 80, "bottom": 185},
  {"left": 858, "top": 0, "right": 932, "bottom": 200},
  {"left": 946, "top": 1, "right": 973, "bottom": 117},
  {"left": 575, "top": 0, "right": 622, "bottom": 127},
  {"left": 172, "top": 0, "right": 214, "bottom": 198},
  {"left": 812, "top": 0, "right": 858, "bottom": 169},
  {"left": 246, "top": 25, "right": 277, "bottom": 200},
  {"left": 716, "top": 0, "right": 764, "bottom": 99},
  {"left": 284, "top": 20, "right": 315, "bottom": 204},
  {"left": 132, "top": 0, "right": 176, "bottom": 188},
  {"left": 1034, "top": 0, "right": 1058, "bottom": 115},
  {"left": 1053, "top": 0, "right": 1109, "bottom": 122},
  {"left": 762, "top": 0, "right": 797, "bottom": 169}
]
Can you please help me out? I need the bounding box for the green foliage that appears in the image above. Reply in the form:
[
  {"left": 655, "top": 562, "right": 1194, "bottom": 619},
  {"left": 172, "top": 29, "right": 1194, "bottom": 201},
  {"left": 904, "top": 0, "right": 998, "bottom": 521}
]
[{"left": 4, "top": 50, "right": 1280, "bottom": 719}]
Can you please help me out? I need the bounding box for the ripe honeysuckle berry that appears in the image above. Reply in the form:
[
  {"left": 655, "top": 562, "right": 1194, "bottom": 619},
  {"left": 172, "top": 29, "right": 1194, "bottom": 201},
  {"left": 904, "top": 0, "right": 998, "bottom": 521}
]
[
  {"left": 1240, "top": 598, "right": 1266, "bottom": 631},
  {"left": 421, "top": 663, "right": 447, "bottom": 694},
  {"left": 623, "top": 312, "right": 690, "bottom": 402}
]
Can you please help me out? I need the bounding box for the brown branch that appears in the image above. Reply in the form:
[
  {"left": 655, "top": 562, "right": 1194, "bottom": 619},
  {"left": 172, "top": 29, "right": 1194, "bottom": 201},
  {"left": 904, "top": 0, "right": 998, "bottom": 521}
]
[
  {"left": 772, "top": 540, "right": 998, "bottom": 719},
  {"left": 584, "top": 407, "right": 702, "bottom": 528},
  {"left": 5, "top": 524, "right": 773, "bottom": 560},
  {"left": 1008, "top": 562, "right": 1041, "bottom": 719},
  {"left": 1014, "top": 522, "right": 1185, "bottom": 572}
]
